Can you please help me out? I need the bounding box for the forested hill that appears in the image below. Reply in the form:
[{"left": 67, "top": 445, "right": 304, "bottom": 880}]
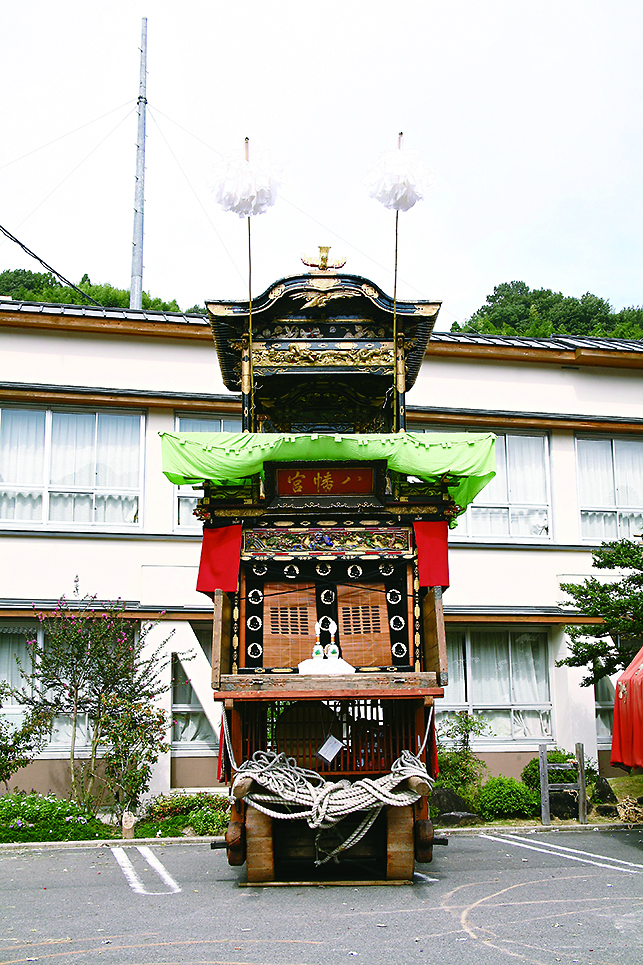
[
  {"left": 453, "top": 281, "right": 643, "bottom": 339},
  {"left": 0, "top": 269, "right": 203, "bottom": 315}
]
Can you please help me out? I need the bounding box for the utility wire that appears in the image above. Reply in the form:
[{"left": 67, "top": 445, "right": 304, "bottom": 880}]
[
  {"left": 147, "top": 108, "right": 246, "bottom": 286},
  {"left": 0, "top": 223, "right": 102, "bottom": 307},
  {"left": 0, "top": 101, "right": 135, "bottom": 171},
  {"left": 146, "top": 105, "right": 427, "bottom": 298},
  {"left": 1, "top": 107, "right": 135, "bottom": 241}
]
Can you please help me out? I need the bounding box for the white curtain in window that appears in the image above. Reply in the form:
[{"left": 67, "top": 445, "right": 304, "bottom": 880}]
[
  {"left": 178, "top": 417, "right": 223, "bottom": 432},
  {"left": 172, "top": 712, "right": 216, "bottom": 743},
  {"left": 577, "top": 439, "right": 615, "bottom": 508},
  {"left": 614, "top": 439, "right": 643, "bottom": 508},
  {"left": 511, "top": 632, "right": 549, "bottom": 703},
  {"left": 508, "top": 435, "right": 547, "bottom": 504},
  {"left": 476, "top": 709, "right": 512, "bottom": 738},
  {"left": 580, "top": 510, "right": 618, "bottom": 540},
  {"left": 49, "top": 492, "right": 92, "bottom": 523},
  {"left": 470, "top": 507, "right": 509, "bottom": 535},
  {"left": 0, "top": 409, "right": 45, "bottom": 485},
  {"left": 444, "top": 631, "right": 466, "bottom": 703},
  {"left": 0, "top": 491, "right": 42, "bottom": 522},
  {"left": 619, "top": 512, "right": 643, "bottom": 538},
  {"left": 513, "top": 709, "right": 551, "bottom": 738},
  {"left": 50, "top": 412, "right": 94, "bottom": 487},
  {"left": 96, "top": 413, "right": 140, "bottom": 489},
  {"left": 478, "top": 435, "right": 508, "bottom": 503},
  {"left": 0, "top": 631, "right": 30, "bottom": 692},
  {"left": 470, "top": 630, "right": 510, "bottom": 703}
]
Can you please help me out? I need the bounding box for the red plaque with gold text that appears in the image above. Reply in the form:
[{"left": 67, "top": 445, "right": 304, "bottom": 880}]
[{"left": 276, "top": 467, "right": 375, "bottom": 496}]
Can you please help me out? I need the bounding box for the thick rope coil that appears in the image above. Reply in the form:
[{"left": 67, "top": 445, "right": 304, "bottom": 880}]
[{"left": 224, "top": 706, "right": 435, "bottom": 864}]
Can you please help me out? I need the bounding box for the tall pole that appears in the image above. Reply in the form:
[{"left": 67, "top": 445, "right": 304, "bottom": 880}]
[{"left": 129, "top": 17, "right": 148, "bottom": 310}]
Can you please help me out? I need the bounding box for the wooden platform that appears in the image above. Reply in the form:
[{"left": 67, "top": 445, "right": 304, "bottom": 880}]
[{"left": 213, "top": 672, "right": 444, "bottom": 701}]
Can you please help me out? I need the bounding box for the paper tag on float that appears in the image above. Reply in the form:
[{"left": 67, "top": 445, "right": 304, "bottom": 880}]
[{"left": 316, "top": 734, "right": 344, "bottom": 764}]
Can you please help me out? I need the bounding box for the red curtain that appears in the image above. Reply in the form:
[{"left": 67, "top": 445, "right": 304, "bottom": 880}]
[
  {"left": 413, "top": 521, "right": 449, "bottom": 589},
  {"left": 611, "top": 645, "right": 643, "bottom": 769},
  {"left": 196, "top": 525, "right": 243, "bottom": 597}
]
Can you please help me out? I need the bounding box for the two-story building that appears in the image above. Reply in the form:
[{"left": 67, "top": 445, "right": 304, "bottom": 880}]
[{"left": 1, "top": 290, "right": 641, "bottom": 794}]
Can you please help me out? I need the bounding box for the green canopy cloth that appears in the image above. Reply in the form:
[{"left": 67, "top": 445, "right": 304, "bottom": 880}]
[{"left": 160, "top": 431, "right": 496, "bottom": 515}]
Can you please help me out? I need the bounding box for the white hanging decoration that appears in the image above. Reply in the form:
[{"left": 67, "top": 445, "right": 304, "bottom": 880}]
[
  {"left": 364, "top": 140, "right": 431, "bottom": 212},
  {"left": 213, "top": 147, "right": 280, "bottom": 218}
]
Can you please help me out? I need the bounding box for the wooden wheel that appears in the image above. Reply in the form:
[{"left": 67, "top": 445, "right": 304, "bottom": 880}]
[
  {"left": 386, "top": 805, "right": 415, "bottom": 880},
  {"left": 245, "top": 806, "right": 275, "bottom": 883}
]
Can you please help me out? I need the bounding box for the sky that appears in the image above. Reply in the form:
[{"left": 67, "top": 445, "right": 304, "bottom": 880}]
[{"left": 1, "top": 1, "right": 642, "bottom": 329}]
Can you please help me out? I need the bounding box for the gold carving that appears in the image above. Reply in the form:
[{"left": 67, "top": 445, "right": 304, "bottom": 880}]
[
  {"left": 414, "top": 303, "right": 440, "bottom": 316},
  {"left": 291, "top": 288, "right": 358, "bottom": 309},
  {"left": 206, "top": 303, "right": 234, "bottom": 316},
  {"left": 362, "top": 284, "right": 378, "bottom": 299},
  {"left": 252, "top": 342, "right": 394, "bottom": 369},
  {"left": 269, "top": 284, "right": 285, "bottom": 300},
  {"left": 301, "top": 246, "right": 346, "bottom": 272}
]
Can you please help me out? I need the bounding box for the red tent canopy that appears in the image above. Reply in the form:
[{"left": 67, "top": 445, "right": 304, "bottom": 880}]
[{"left": 610, "top": 643, "right": 643, "bottom": 770}]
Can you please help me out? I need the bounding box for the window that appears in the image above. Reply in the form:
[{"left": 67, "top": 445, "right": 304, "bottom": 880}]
[
  {"left": 171, "top": 654, "right": 217, "bottom": 748},
  {"left": 595, "top": 676, "right": 615, "bottom": 746},
  {"left": 0, "top": 407, "right": 143, "bottom": 528},
  {"left": 577, "top": 436, "right": 643, "bottom": 540},
  {"left": 0, "top": 627, "right": 32, "bottom": 733},
  {"left": 436, "top": 627, "right": 552, "bottom": 741},
  {"left": 410, "top": 429, "right": 550, "bottom": 540},
  {"left": 174, "top": 414, "right": 241, "bottom": 530}
]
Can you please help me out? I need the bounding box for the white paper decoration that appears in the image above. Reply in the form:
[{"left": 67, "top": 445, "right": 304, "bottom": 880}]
[
  {"left": 213, "top": 152, "right": 279, "bottom": 218},
  {"left": 364, "top": 147, "right": 430, "bottom": 212}
]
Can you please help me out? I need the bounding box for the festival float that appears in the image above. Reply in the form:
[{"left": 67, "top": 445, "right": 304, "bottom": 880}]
[
  {"left": 160, "top": 138, "right": 495, "bottom": 881},
  {"left": 160, "top": 254, "right": 495, "bottom": 882}
]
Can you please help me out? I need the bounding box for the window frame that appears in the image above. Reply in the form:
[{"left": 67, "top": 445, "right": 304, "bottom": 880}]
[
  {"left": 436, "top": 625, "right": 554, "bottom": 747},
  {"left": 172, "top": 412, "right": 242, "bottom": 532},
  {"left": 409, "top": 427, "right": 552, "bottom": 542},
  {"left": 575, "top": 433, "right": 643, "bottom": 542},
  {"left": 0, "top": 404, "right": 145, "bottom": 532}
]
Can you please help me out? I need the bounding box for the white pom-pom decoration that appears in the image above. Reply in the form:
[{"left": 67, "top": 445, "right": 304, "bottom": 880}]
[
  {"left": 213, "top": 152, "right": 280, "bottom": 219},
  {"left": 364, "top": 148, "right": 431, "bottom": 212}
]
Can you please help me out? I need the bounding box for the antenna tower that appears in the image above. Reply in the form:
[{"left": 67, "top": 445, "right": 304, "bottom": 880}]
[{"left": 129, "top": 17, "right": 147, "bottom": 310}]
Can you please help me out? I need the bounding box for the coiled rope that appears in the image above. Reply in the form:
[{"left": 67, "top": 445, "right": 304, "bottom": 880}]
[{"left": 221, "top": 707, "right": 435, "bottom": 865}]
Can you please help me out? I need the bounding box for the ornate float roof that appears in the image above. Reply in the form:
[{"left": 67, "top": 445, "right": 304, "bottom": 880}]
[{"left": 205, "top": 272, "right": 441, "bottom": 392}]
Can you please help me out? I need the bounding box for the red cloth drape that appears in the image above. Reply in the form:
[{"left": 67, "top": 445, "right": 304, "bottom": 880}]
[
  {"left": 413, "top": 521, "right": 449, "bottom": 588},
  {"left": 611, "top": 644, "right": 643, "bottom": 769},
  {"left": 196, "top": 524, "right": 242, "bottom": 597}
]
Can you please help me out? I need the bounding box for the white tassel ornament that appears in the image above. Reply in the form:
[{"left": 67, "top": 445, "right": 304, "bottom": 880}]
[
  {"left": 364, "top": 146, "right": 430, "bottom": 212},
  {"left": 213, "top": 151, "right": 279, "bottom": 218}
]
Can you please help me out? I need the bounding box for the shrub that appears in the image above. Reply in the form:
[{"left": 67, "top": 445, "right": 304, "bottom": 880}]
[
  {"left": 478, "top": 777, "right": 540, "bottom": 820},
  {"left": 189, "top": 806, "right": 229, "bottom": 836},
  {"left": 144, "top": 791, "right": 229, "bottom": 822},
  {"left": 0, "top": 792, "right": 113, "bottom": 843},
  {"left": 521, "top": 750, "right": 599, "bottom": 795},
  {"left": 135, "top": 791, "right": 231, "bottom": 837},
  {"left": 434, "top": 712, "right": 489, "bottom": 808}
]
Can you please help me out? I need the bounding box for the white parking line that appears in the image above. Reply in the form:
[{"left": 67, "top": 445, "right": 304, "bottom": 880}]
[
  {"left": 111, "top": 846, "right": 181, "bottom": 895},
  {"left": 479, "top": 834, "right": 641, "bottom": 875},
  {"left": 506, "top": 834, "right": 643, "bottom": 871}
]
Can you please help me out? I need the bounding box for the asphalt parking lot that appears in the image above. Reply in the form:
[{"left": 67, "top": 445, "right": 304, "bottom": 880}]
[{"left": 2, "top": 828, "right": 643, "bottom": 965}]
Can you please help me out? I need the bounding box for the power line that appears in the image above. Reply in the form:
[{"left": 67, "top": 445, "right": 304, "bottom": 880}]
[
  {"left": 148, "top": 107, "right": 245, "bottom": 286},
  {"left": 0, "top": 223, "right": 102, "bottom": 306},
  {"left": 0, "top": 101, "right": 135, "bottom": 171}
]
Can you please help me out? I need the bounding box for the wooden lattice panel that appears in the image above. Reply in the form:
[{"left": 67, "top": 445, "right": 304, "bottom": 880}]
[
  {"left": 263, "top": 583, "right": 317, "bottom": 667},
  {"left": 336, "top": 583, "right": 391, "bottom": 667}
]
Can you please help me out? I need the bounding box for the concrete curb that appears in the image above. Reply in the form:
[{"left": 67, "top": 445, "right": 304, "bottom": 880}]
[
  {"left": 1, "top": 824, "right": 640, "bottom": 852},
  {"left": 0, "top": 835, "right": 227, "bottom": 852},
  {"left": 437, "top": 822, "right": 637, "bottom": 837}
]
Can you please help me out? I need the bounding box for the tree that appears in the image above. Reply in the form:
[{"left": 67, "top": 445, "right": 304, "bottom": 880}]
[
  {"left": 0, "top": 268, "right": 184, "bottom": 313},
  {"left": 101, "top": 695, "right": 169, "bottom": 818},
  {"left": 0, "top": 682, "right": 52, "bottom": 792},
  {"left": 13, "top": 581, "right": 171, "bottom": 811},
  {"left": 558, "top": 539, "right": 643, "bottom": 687},
  {"left": 454, "top": 280, "right": 643, "bottom": 339}
]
